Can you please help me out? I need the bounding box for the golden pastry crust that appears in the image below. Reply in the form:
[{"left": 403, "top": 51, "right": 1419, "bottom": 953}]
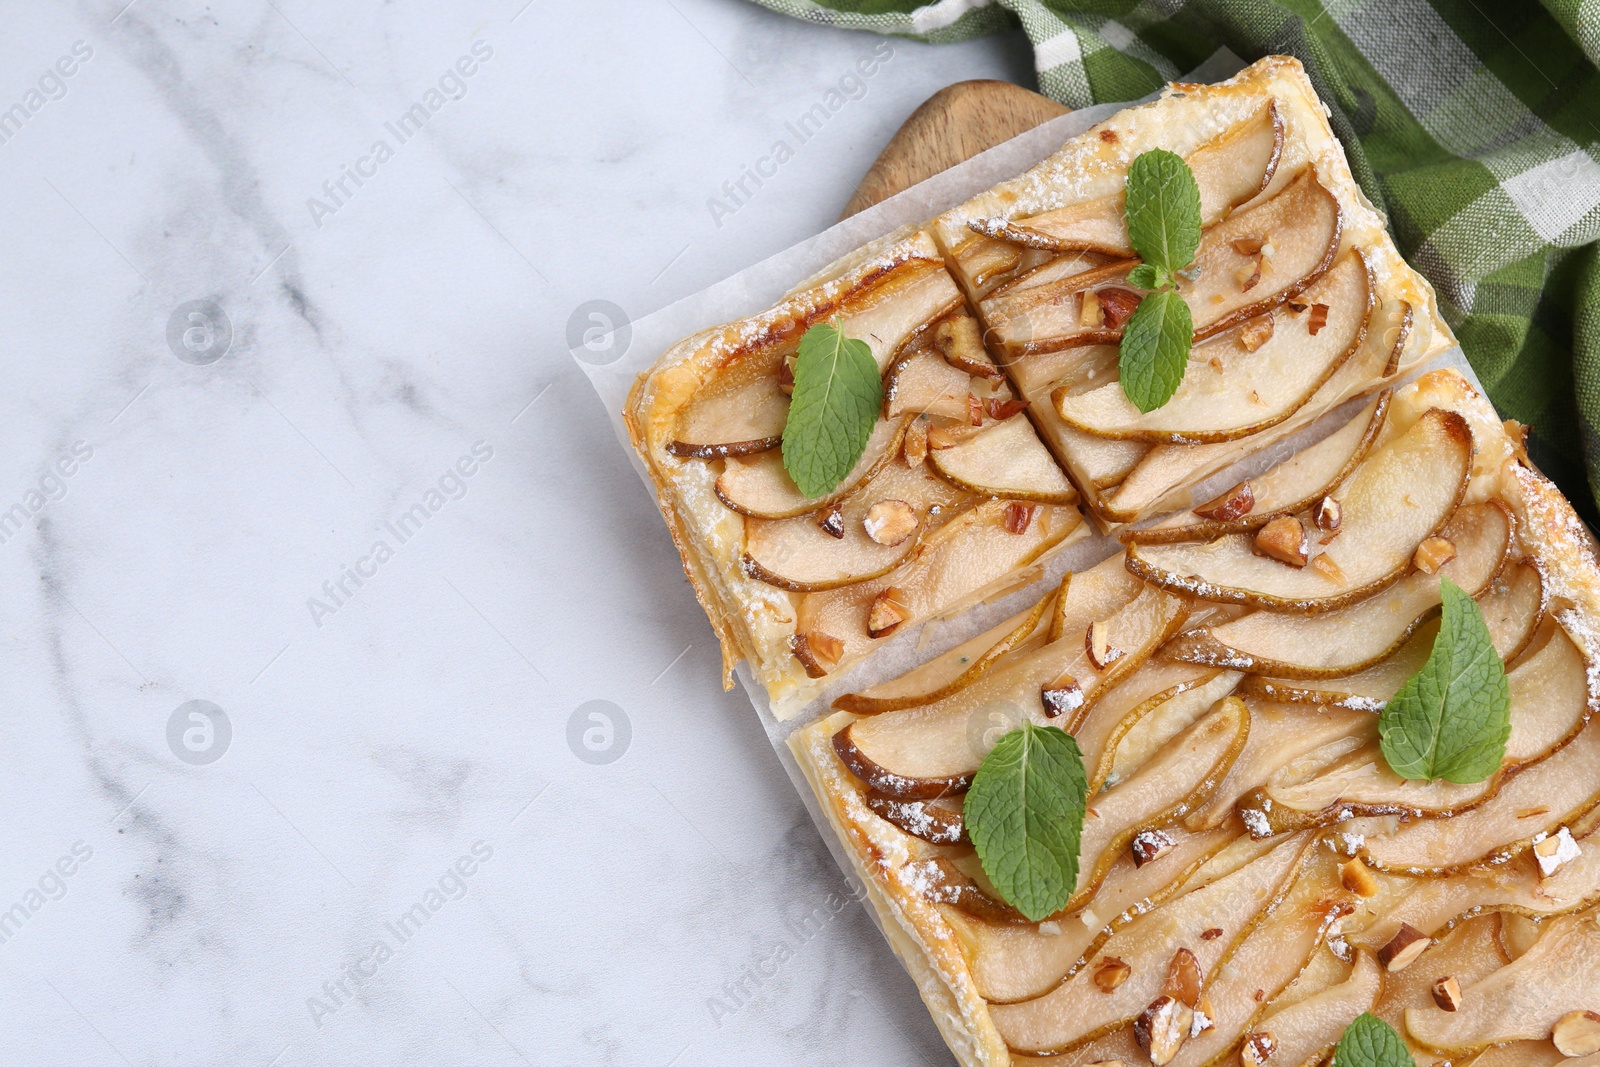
[{"left": 791, "top": 369, "right": 1600, "bottom": 1067}]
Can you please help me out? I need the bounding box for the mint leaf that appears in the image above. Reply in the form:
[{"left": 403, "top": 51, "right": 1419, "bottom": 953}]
[
  {"left": 965, "top": 722, "right": 1088, "bottom": 922},
  {"left": 1332, "top": 1014, "right": 1411, "bottom": 1067},
  {"left": 1125, "top": 148, "right": 1202, "bottom": 274},
  {"left": 1379, "top": 576, "right": 1511, "bottom": 783},
  {"left": 1126, "top": 263, "right": 1168, "bottom": 291},
  {"left": 1118, "top": 290, "right": 1193, "bottom": 413},
  {"left": 781, "top": 322, "right": 883, "bottom": 499}
]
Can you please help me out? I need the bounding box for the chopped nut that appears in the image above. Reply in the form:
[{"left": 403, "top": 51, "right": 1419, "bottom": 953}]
[
  {"left": 778, "top": 354, "right": 796, "bottom": 395},
  {"left": 926, "top": 424, "right": 958, "bottom": 450},
  {"left": 1430, "top": 976, "right": 1462, "bottom": 1012},
  {"left": 864, "top": 499, "right": 918, "bottom": 546},
  {"left": 1340, "top": 857, "right": 1379, "bottom": 898},
  {"left": 967, "top": 393, "right": 984, "bottom": 426},
  {"left": 1092, "top": 957, "right": 1131, "bottom": 993},
  {"left": 1194, "top": 482, "right": 1255, "bottom": 522},
  {"left": 867, "top": 588, "right": 909, "bottom": 638},
  {"left": 1191, "top": 994, "right": 1215, "bottom": 1036},
  {"left": 1254, "top": 516, "right": 1308, "bottom": 567},
  {"left": 1003, "top": 502, "right": 1037, "bottom": 535},
  {"left": 1239, "top": 315, "right": 1275, "bottom": 353},
  {"left": 1554, "top": 1011, "right": 1600, "bottom": 1057},
  {"left": 1311, "top": 553, "right": 1346, "bottom": 583},
  {"left": 934, "top": 317, "right": 1002, "bottom": 379},
  {"left": 1079, "top": 289, "right": 1104, "bottom": 328},
  {"left": 984, "top": 397, "right": 1030, "bottom": 421},
  {"left": 1378, "top": 923, "right": 1430, "bottom": 971},
  {"left": 1041, "top": 677, "right": 1085, "bottom": 719},
  {"left": 1201, "top": 927, "right": 1223, "bottom": 940},
  {"left": 1534, "top": 826, "right": 1582, "bottom": 878},
  {"left": 1240, "top": 1031, "right": 1277, "bottom": 1066},
  {"left": 1314, "top": 496, "right": 1342, "bottom": 532},
  {"left": 1307, "top": 303, "right": 1330, "bottom": 335},
  {"left": 903, "top": 419, "right": 928, "bottom": 467},
  {"left": 791, "top": 631, "right": 843, "bottom": 678},
  {"left": 1131, "top": 829, "right": 1177, "bottom": 867},
  {"left": 1237, "top": 259, "right": 1262, "bottom": 292},
  {"left": 1098, "top": 287, "right": 1142, "bottom": 329},
  {"left": 1086, "top": 620, "right": 1125, "bottom": 669},
  {"left": 1287, "top": 300, "right": 1309, "bottom": 313},
  {"left": 1230, "top": 237, "right": 1264, "bottom": 256},
  {"left": 1260, "top": 242, "right": 1276, "bottom": 258},
  {"left": 818, "top": 505, "right": 845, "bottom": 539},
  {"left": 1135, "top": 995, "right": 1192, "bottom": 1066},
  {"left": 1164, "top": 948, "right": 1202, "bottom": 1007},
  {"left": 1414, "top": 536, "right": 1457, "bottom": 574}
]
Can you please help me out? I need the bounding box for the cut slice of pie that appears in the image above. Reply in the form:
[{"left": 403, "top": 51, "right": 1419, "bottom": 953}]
[
  {"left": 627, "top": 228, "right": 1088, "bottom": 717},
  {"left": 928, "top": 56, "right": 1454, "bottom": 528},
  {"left": 791, "top": 370, "right": 1600, "bottom": 1067}
]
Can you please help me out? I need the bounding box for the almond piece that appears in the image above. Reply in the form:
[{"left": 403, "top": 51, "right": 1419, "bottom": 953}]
[
  {"left": 1092, "top": 957, "right": 1131, "bottom": 993},
  {"left": 791, "top": 631, "right": 843, "bottom": 678},
  {"left": 1135, "top": 995, "right": 1192, "bottom": 1067},
  {"left": 1414, "top": 536, "right": 1457, "bottom": 575},
  {"left": 1230, "top": 236, "right": 1264, "bottom": 256},
  {"left": 1378, "top": 923, "right": 1430, "bottom": 971},
  {"left": 1239, "top": 315, "right": 1274, "bottom": 353},
  {"left": 818, "top": 505, "right": 845, "bottom": 539},
  {"left": 1131, "top": 829, "right": 1176, "bottom": 867},
  {"left": 984, "top": 397, "right": 1029, "bottom": 421},
  {"left": 1311, "top": 553, "right": 1346, "bottom": 583},
  {"left": 1237, "top": 259, "right": 1262, "bottom": 292},
  {"left": 1164, "top": 948, "right": 1202, "bottom": 1008},
  {"left": 1201, "top": 928, "right": 1223, "bottom": 941},
  {"left": 1041, "top": 677, "right": 1085, "bottom": 719},
  {"left": 1240, "top": 1031, "right": 1277, "bottom": 1067},
  {"left": 1254, "top": 516, "right": 1308, "bottom": 567},
  {"left": 777, "top": 354, "right": 796, "bottom": 395},
  {"left": 903, "top": 418, "right": 928, "bottom": 468},
  {"left": 1340, "top": 857, "right": 1379, "bottom": 898},
  {"left": 1314, "top": 496, "right": 1342, "bottom": 532},
  {"left": 1079, "top": 289, "right": 1104, "bottom": 328},
  {"left": 1307, "top": 303, "right": 1330, "bottom": 335},
  {"left": 1003, "top": 502, "right": 1036, "bottom": 535},
  {"left": 967, "top": 392, "right": 984, "bottom": 426},
  {"left": 1431, "top": 976, "right": 1462, "bottom": 1012},
  {"left": 1554, "top": 1011, "right": 1600, "bottom": 1056},
  {"left": 867, "top": 588, "right": 909, "bottom": 639},
  {"left": 1194, "top": 481, "right": 1255, "bottom": 522},
  {"left": 864, "top": 499, "right": 917, "bottom": 546},
  {"left": 1534, "top": 826, "right": 1581, "bottom": 879},
  {"left": 1191, "top": 993, "right": 1215, "bottom": 1037},
  {"left": 1086, "top": 620, "right": 1124, "bottom": 669},
  {"left": 1097, "top": 287, "right": 1142, "bottom": 329}
]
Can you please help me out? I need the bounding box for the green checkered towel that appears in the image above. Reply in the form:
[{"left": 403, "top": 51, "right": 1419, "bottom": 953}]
[{"left": 748, "top": 0, "right": 1600, "bottom": 522}]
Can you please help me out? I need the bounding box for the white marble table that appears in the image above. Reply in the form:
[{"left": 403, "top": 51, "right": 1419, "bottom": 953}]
[{"left": 0, "top": 2, "right": 1034, "bottom": 1063}]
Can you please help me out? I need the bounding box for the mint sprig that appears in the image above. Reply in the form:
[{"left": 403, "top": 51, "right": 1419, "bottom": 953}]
[
  {"left": 1378, "top": 576, "right": 1512, "bottom": 783},
  {"left": 1117, "top": 149, "right": 1202, "bottom": 412},
  {"left": 964, "top": 721, "right": 1088, "bottom": 922},
  {"left": 1331, "top": 1014, "right": 1411, "bottom": 1067},
  {"left": 781, "top": 322, "right": 883, "bottom": 499}
]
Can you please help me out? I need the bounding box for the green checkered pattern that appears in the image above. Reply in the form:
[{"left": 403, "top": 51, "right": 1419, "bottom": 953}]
[{"left": 751, "top": 0, "right": 1600, "bottom": 521}]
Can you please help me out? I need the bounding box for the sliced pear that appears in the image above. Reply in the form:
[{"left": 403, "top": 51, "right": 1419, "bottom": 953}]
[
  {"left": 1126, "top": 408, "right": 1473, "bottom": 613},
  {"left": 831, "top": 583, "right": 1188, "bottom": 798},
  {"left": 942, "top": 826, "right": 1235, "bottom": 1003},
  {"left": 667, "top": 354, "right": 787, "bottom": 458},
  {"left": 883, "top": 347, "right": 974, "bottom": 422},
  {"left": 863, "top": 792, "right": 964, "bottom": 844},
  {"left": 1240, "top": 619, "right": 1438, "bottom": 712},
  {"left": 743, "top": 461, "right": 969, "bottom": 591},
  {"left": 1077, "top": 662, "right": 1228, "bottom": 792},
  {"left": 1103, "top": 671, "right": 1244, "bottom": 786},
  {"left": 714, "top": 417, "right": 906, "bottom": 519},
  {"left": 832, "top": 592, "right": 1053, "bottom": 715},
  {"left": 967, "top": 102, "right": 1282, "bottom": 257},
  {"left": 1371, "top": 914, "right": 1509, "bottom": 1031},
  {"left": 1054, "top": 251, "right": 1372, "bottom": 443},
  {"left": 1482, "top": 559, "right": 1548, "bottom": 666},
  {"left": 1160, "top": 502, "right": 1513, "bottom": 678},
  {"left": 1405, "top": 912, "right": 1600, "bottom": 1053},
  {"left": 1125, "top": 393, "right": 1389, "bottom": 545},
  {"left": 927, "top": 414, "right": 1077, "bottom": 504},
  {"left": 990, "top": 830, "right": 1310, "bottom": 1054},
  {"left": 1252, "top": 950, "right": 1382, "bottom": 1066}
]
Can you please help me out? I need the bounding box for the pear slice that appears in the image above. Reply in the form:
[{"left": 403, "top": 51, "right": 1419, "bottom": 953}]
[
  {"left": 832, "top": 591, "right": 1054, "bottom": 715},
  {"left": 1076, "top": 662, "right": 1228, "bottom": 792},
  {"left": 883, "top": 347, "right": 975, "bottom": 422},
  {"left": 1125, "top": 392, "right": 1390, "bottom": 545},
  {"left": 1053, "top": 251, "right": 1372, "bottom": 443},
  {"left": 1126, "top": 408, "right": 1473, "bottom": 613},
  {"left": 1240, "top": 619, "right": 1439, "bottom": 712},
  {"left": 1361, "top": 704, "right": 1600, "bottom": 875},
  {"left": 1250, "top": 950, "right": 1382, "bottom": 1066},
  {"left": 1481, "top": 559, "right": 1549, "bottom": 666},
  {"left": 666, "top": 354, "right": 788, "bottom": 459},
  {"left": 714, "top": 417, "right": 907, "bottom": 519},
  {"left": 1101, "top": 671, "right": 1244, "bottom": 787},
  {"left": 863, "top": 792, "right": 964, "bottom": 844},
  {"left": 928, "top": 414, "right": 1078, "bottom": 504},
  {"left": 1404, "top": 912, "right": 1600, "bottom": 1053},
  {"left": 1160, "top": 502, "right": 1514, "bottom": 678},
  {"left": 1184, "top": 702, "right": 1374, "bottom": 831},
  {"left": 1370, "top": 914, "right": 1509, "bottom": 1031},
  {"left": 990, "top": 830, "right": 1310, "bottom": 1054},
  {"left": 1239, "top": 627, "right": 1592, "bottom": 836},
  {"left": 941, "top": 827, "right": 1235, "bottom": 1003},
  {"left": 968, "top": 101, "right": 1282, "bottom": 257},
  {"left": 831, "top": 581, "right": 1188, "bottom": 798},
  {"left": 742, "top": 461, "right": 969, "bottom": 592}
]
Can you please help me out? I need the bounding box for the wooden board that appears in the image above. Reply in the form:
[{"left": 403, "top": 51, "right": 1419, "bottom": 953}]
[{"left": 842, "top": 79, "right": 1068, "bottom": 219}]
